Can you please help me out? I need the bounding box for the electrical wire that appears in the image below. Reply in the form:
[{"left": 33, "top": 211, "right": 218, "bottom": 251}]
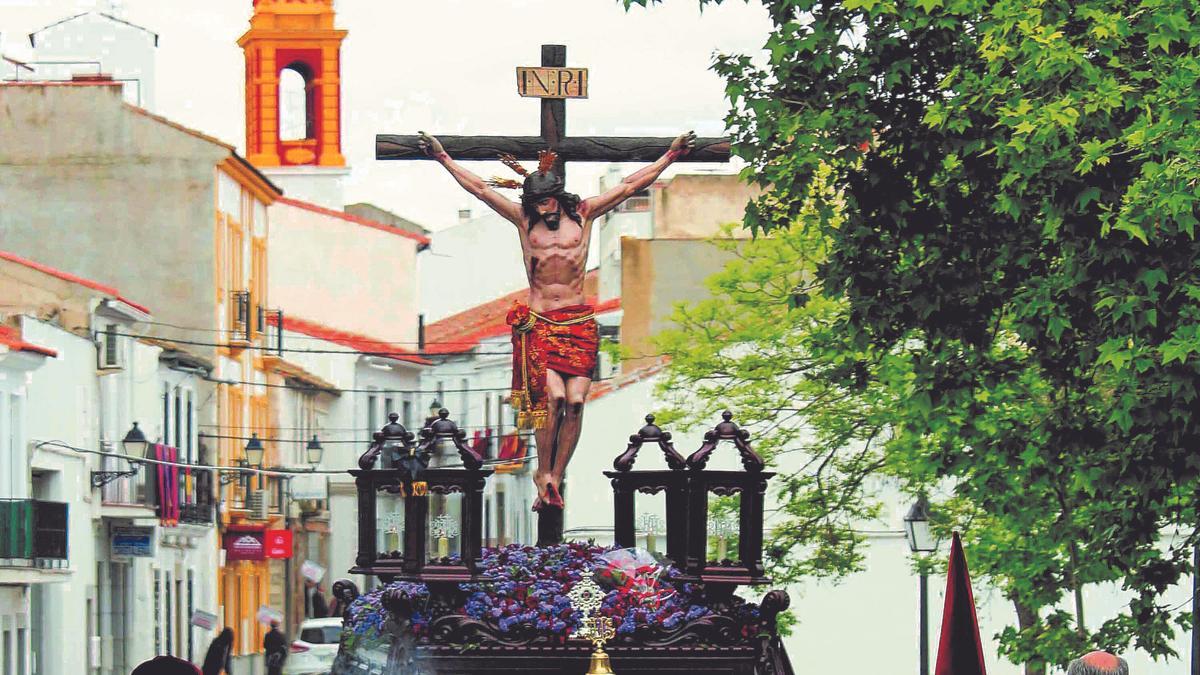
[
  {"left": 136, "top": 318, "right": 492, "bottom": 347},
  {"left": 106, "top": 329, "right": 514, "bottom": 357},
  {"left": 34, "top": 439, "right": 538, "bottom": 474}
]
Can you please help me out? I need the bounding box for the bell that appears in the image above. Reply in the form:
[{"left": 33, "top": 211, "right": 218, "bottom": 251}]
[{"left": 587, "top": 646, "right": 614, "bottom": 674}]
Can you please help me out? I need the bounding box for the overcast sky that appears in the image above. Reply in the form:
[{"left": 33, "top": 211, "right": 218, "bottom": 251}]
[{"left": 1, "top": 0, "right": 771, "bottom": 229}]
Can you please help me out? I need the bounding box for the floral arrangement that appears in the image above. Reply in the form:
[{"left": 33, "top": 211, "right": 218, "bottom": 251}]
[{"left": 340, "top": 543, "right": 762, "bottom": 654}]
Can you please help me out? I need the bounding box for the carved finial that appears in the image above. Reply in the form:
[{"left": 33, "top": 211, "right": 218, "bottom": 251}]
[
  {"left": 722, "top": 410, "right": 733, "bottom": 422},
  {"left": 645, "top": 414, "right": 655, "bottom": 424},
  {"left": 438, "top": 408, "right": 449, "bottom": 419}
]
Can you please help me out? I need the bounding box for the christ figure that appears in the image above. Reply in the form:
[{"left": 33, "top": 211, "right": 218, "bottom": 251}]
[{"left": 418, "top": 130, "right": 695, "bottom": 513}]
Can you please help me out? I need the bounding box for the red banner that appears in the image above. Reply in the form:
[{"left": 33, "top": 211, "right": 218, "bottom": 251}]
[
  {"left": 223, "top": 531, "right": 265, "bottom": 561},
  {"left": 265, "top": 529, "right": 293, "bottom": 559}
]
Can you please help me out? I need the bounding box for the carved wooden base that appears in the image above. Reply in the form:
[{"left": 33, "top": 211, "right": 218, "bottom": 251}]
[{"left": 536, "top": 506, "right": 563, "bottom": 546}]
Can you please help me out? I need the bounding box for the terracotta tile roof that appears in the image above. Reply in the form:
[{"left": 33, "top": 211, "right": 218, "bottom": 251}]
[
  {"left": 0, "top": 325, "right": 57, "bottom": 358},
  {"left": 586, "top": 358, "right": 668, "bottom": 403},
  {"left": 277, "top": 197, "right": 432, "bottom": 246},
  {"left": 0, "top": 249, "right": 151, "bottom": 314},
  {"left": 270, "top": 314, "right": 431, "bottom": 365},
  {"left": 424, "top": 271, "right": 620, "bottom": 355}
]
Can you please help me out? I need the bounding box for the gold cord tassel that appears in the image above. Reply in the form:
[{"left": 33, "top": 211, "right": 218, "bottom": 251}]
[{"left": 537, "top": 149, "right": 558, "bottom": 174}]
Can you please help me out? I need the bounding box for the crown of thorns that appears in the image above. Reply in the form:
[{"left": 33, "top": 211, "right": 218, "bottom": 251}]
[{"left": 486, "top": 150, "right": 558, "bottom": 190}]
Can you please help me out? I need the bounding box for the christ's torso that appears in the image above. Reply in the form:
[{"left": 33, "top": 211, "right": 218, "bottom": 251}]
[{"left": 522, "top": 215, "right": 590, "bottom": 313}]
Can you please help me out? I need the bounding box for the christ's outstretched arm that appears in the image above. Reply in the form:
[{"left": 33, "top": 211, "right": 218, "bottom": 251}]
[
  {"left": 418, "top": 131, "right": 524, "bottom": 225},
  {"left": 579, "top": 131, "right": 696, "bottom": 220}
]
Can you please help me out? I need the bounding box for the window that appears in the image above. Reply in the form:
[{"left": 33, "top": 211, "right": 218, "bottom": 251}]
[
  {"left": 100, "top": 323, "right": 123, "bottom": 369},
  {"left": 300, "top": 626, "right": 342, "bottom": 644},
  {"left": 460, "top": 379, "right": 470, "bottom": 427},
  {"left": 367, "top": 394, "right": 378, "bottom": 434},
  {"left": 279, "top": 64, "right": 315, "bottom": 141},
  {"left": 402, "top": 396, "right": 413, "bottom": 430},
  {"left": 186, "top": 392, "right": 194, "bottom": 464},
  {"left": 173, "top": 388, "right": 182, "bottom": 450},
  {"left": 384, "top": 397, "right": 394, "bottom": 423}
]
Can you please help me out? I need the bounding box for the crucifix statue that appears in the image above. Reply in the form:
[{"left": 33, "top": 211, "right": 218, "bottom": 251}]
[{"left": 378, "top": 45, "right": 729, "bottom": 545}]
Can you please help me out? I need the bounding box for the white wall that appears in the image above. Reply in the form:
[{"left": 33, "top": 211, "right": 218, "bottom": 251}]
[
  {"left": 268, "top": 201, "right": 422, "bottom": 343},
  {"left": 27, "top": 12, "right": 158, "bottom": 110}
]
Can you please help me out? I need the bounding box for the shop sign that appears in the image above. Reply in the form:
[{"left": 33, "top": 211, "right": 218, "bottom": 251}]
[
  {"left": 112, "top": 526, "right": 156, "bottom": 558},
  {"left": 300, "top": 559, "right": 326, "bottom": 583},
  {"left": 256, "top": 605, "right": 283, "bottom": 625},
  {"left": 223, "top": 531, "right": 265, "bottom": 561},
  {"left": 264, "top": 529, "right": 292, "bottom": 559},
  {"left": 190, "top": 609, "right": 218, "bottom": 630}
]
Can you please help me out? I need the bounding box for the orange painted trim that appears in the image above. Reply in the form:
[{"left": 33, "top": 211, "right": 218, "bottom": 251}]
[
  {"left": 0, "top": 80, "right": 122, "bottom": 88},
  {"left": 276, "top": 197, "right": 431, "bottom": 245},
  {"left": 0, "top": 249, "right": 152, "bottom": 314},
  {"left": 0, "top": 326, "right": 57, "bottom": 357},
  {"left": 219, "top": 157, "right": 283, "bottom": 205}
]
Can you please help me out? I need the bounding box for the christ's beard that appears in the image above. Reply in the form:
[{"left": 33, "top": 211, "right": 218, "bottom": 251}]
[{"left": 542, "top": 212, "right": 562, "bottom": 230}]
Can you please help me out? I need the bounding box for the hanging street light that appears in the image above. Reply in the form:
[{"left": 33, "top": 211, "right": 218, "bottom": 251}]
[
  {"left": 244, "top": 433, "right": 265, "bottom": 468},
  {"left": 91, "top": 422, "right": 146, "bottom": 488},
  {"left": 904, "top": 494, "right": 937, "bottom": 675},
  {"left": 305, "top": 435, "right": 324, "bottom": 468},
  {"left": 121, "top": 421, "right": 149, "bottom": 458}
]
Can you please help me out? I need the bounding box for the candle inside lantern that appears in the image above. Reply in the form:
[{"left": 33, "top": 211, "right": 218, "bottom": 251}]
[
  {"left": 437, "top": 535, "right": 449, "bottom": 559},
  {"left": 646, "top": 533, "right": 657, "bottom": 552},
  {"left": 386, "top": 526, "right": 400, "bottom": 553},
  {"left": 716, "top": 536, "right": 727, "bottom": 561}
]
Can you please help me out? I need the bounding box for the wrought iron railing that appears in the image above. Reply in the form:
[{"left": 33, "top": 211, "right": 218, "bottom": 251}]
[{"left": 0, "top": 499, "right": 68, "bottom": 568}]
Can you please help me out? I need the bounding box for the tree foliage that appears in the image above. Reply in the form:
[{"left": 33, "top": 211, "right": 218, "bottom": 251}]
[{"left": 630, "top": 0, "right": 1200, "bottom": 670}]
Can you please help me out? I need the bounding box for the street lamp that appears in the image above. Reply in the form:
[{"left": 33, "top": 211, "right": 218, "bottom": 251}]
[
  {"left": 244, "top": 433, "right": 265, "bottom": 468},
  {"left": 904, "top": 495, "right": 936, "bottom": 675},
  {"left": 91, "top": 422, "right": 146, "bottom": 487},
  {"left": 305, "top": 435, "right": 324, "bottom": 468},
  {"left": 121, "top": 421, "right": 149, "bottom": 458}
]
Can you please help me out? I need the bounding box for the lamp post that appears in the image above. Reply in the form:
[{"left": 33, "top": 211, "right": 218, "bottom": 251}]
[
  {"left": 904, "top": 495, "right": 936, "bottom": 675},
  {"left": 244, "top": 433, "right": 265, "bottom": 468},
  {"left": 121, "top": 421, "right": 149, "bottom": 458},
  {"left": 305, "top": 435, "right": 324, "bottom": 469},
  {"left": 91, "top": 422, "right": 147, "bottom": 487}
]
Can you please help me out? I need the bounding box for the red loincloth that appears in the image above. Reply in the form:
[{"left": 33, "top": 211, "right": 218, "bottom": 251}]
[{"left": 506, "top": 302, "right": 599, "bottom": 430}]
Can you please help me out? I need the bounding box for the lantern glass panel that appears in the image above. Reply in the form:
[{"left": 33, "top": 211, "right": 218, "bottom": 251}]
[
  {"left": 375, "top": 490, "right": 405, "bottom": 559},
  {"left": 427, "top": 491, "right": 464, "bottom": 562},
  {"left": 707, "top": 492, "right": 741, "bottom": 564},
  {"left": 634, "top": 492, "right": 667, "bottom": 556}
]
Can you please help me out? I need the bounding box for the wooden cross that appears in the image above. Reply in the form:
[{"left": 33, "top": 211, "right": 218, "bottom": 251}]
[{"left": 376, "top": 44, "right": 730, "bottom": 178}]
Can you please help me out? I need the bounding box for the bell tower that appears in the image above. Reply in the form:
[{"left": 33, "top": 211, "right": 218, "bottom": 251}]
[{"left": 238, "top": 0, "right": 347, "bottom": 171}]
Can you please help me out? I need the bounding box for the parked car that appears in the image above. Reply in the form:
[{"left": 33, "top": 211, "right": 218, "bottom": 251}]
[{"left": 282, "top": 616, "right": 343, "bottom": 675}]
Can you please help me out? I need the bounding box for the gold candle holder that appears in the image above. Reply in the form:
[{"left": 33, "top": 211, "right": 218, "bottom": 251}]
[{"left": 583, "top": 615, "right": 616, "bottom": 674}]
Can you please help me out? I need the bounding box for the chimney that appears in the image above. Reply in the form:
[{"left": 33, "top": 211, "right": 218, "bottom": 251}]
[{"left": 457, "top": 208, "right": 472, "bottom": 223}]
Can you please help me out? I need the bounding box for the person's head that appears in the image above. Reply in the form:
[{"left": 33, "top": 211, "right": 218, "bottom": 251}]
[
  {"left": 1066, "top": 651, "right": 1128, "bottom": 675},
  {"left": 520, "top": 170, "right": 580, "bottom": 232},
  {"left": 270, "top": 619, "right": 280, "bottom": 630},
  {"left": 218, "top": 627, "right": 234, "bottom": 643},
  {"left": 130, "top": 655, "right": 201, "bottom": 675},
  {"left": 304, "top": 578, "right": 316, "bottom": 589}
]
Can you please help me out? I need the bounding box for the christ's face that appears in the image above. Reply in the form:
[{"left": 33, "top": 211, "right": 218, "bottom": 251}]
[{"left": 536, "top": 197, "right": 562, "bottom": 230}]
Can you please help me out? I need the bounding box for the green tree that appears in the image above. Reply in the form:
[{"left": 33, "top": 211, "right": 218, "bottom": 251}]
[{"left": 632, "top": 0, "right": 1200, "bottom": 671}]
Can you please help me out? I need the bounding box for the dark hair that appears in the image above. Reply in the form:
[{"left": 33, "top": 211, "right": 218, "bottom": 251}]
[
  {"left": 521, "top": 191, "right": 581, "bottom": 230},
  {"left": 1066, "top": 652, "right": 1128, "bottom": 675}
]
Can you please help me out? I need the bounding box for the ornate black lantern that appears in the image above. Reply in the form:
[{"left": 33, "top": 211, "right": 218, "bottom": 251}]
[
  {"left": 604, "top": 414, "right": 688, "bottom": 565},
  {"left": 683, "top": 411, "right": 773, "bottom": 588},
  {"left": 350, "top": 409, "right": 493, "bottom": 585}
]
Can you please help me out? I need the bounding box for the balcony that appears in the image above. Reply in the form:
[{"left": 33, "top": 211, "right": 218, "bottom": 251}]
[
  {"left": 100, "top": 456, "right": 215, "bottom": 526},
  {"left": 0, "top": 499, "right": 68, "bottom": 569}
]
